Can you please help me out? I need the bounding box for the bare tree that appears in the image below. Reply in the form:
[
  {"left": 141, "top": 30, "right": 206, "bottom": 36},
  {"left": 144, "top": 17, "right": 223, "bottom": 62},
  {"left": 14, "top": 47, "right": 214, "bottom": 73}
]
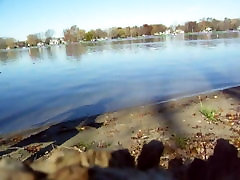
[
  {"left": 77, "top": 29, "right": 86, "bottom": 40},
  {"left": 45, "top": 29, "right": 55, "bottom": 44}
]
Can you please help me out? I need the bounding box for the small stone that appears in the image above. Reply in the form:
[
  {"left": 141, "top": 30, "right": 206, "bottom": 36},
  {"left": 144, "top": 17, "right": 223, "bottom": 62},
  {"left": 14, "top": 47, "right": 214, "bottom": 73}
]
[
  {"left": 214, "top": 95, "right": 218, "bottom": 99},
  {"left": 141, "top": 136, "right": 149, "bottom": 139}
]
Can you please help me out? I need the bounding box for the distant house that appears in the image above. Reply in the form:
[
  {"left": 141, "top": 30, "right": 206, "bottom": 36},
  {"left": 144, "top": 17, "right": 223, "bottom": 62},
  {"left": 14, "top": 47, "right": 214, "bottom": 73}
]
[
  {"left": 17, "top": 41, "right": 27, "bottom": 48},
  {"left": 206, "top": 27, "right": 212, "bottom": 32},
  {"left": 175, "top": 29, "right": 184, "bottom": 34},
  {"left": 237, "top": 26, "right": 240, "bottom": 31},
  {"left": 37, "top": 42, "right": 44, "bottom": 47},
  {"left": 153, "top": 32, "right": 164, "bottom": 36},
  {"left": 202, "top": 27, "right": 212, "bottom": 33},
  {"left": 59, "top": 38, "right": 66, "bottom": 44},
  {"left": 164, "top": 30, "right": 171, "bottom": 35},
  {"left": 49, "top": 39, "right": 59, "bottom": 45}
]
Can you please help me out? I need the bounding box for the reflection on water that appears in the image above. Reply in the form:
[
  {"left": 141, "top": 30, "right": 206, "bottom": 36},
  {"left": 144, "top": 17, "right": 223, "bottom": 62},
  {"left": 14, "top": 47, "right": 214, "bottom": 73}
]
[
  {"left": 0, "top": 50, "right": 19, "bottom": 63},
  {"left": 29, "top": 48, "right": 42, "bottom": 60},
  {"left": 66, "top": 43, "right": 87, "bottom": 59},
  {"left": 0, "top": 32, "right": 240, "bottom": 134}
]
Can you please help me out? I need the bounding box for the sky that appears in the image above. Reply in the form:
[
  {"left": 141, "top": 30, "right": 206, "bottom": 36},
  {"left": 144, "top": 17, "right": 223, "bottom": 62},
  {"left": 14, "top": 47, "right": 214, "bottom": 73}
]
[{"left": 0, "top": 0, "right": 239, "bottom": 40}]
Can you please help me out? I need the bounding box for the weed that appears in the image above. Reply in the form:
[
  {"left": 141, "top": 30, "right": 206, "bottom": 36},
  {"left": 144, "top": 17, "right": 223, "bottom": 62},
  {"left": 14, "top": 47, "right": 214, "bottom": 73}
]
[
  {"left": 199, "top": 98, "right": 218, "bottom": 122},
  {"left": 97, "top": 141, "right": 112, "bottom": 148},
  {"left": 175, "top": 136, "right": 189, "bottom": 149},
  {"left": 200, "top": 106, "right": 218, "bottom": 122},
  {"left": 75, "top": 141, "right": 93, "bottom": 151}
]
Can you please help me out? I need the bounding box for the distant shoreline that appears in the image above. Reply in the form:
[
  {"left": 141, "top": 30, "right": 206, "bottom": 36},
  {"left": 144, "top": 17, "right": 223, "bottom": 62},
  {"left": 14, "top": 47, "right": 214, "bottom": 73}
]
[{"left": 1, "top": 30, "right": 240, "bottom": 51}]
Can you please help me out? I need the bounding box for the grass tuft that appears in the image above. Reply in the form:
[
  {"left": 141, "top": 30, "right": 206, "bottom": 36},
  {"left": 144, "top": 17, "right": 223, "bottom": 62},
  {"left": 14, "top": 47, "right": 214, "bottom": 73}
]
[
  {"left": 200, "top": 106, "right": 218, "bottom": 122},
  {"left": 175, "top": 136, "right": 189, "bottom": 149},
  {"left": 199, "top": 97, "right": 219, "bottom": 122}
]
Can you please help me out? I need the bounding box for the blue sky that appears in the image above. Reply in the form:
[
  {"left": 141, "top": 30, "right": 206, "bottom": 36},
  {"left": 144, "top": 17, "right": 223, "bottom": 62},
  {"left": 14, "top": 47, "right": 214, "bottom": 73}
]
[{"left": 0, "top": 0, "right": 239, "bottom": 40}]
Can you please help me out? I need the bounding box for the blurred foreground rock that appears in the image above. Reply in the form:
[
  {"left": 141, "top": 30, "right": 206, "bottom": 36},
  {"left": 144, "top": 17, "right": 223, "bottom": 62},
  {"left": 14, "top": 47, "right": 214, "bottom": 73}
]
[{"left": 1, "top": 138, "right": 240, "bottom": 180}]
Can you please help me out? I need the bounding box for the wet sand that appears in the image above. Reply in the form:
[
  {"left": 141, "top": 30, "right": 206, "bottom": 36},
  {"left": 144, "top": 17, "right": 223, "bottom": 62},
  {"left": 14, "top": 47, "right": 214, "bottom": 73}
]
[{"left": 0, "top": 86, "right": 240, "bottom": 164}]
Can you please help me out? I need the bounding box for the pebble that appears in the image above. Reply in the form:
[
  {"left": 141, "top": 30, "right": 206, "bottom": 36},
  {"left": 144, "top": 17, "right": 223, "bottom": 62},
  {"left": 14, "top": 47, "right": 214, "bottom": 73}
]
[{"left": 142, "top": 136, "right": 149, "bottom": 139}]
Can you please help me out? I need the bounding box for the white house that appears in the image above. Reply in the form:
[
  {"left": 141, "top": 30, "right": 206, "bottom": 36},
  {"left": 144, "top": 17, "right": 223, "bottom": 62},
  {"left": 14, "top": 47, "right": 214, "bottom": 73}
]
[
  {"left": 206, "top": 27, "right": 212, "bottom": 32},
  {"left": 154, "top": 32, "right": 164, "bottom": 36},
  {"left": 164, "top": 30, "right": 171, "bottom": 35},
  {"left": 175, "top": 29, "right": 184, "bottom": 34},
  {"left": 237, "top": 26, "right": 240, "bottom": 31},
  {"left": 37, "top": 42, "right": 44, "bottom": 47},
  {"left": 49, "top": 39, "right": 59, "bottom": 45}
]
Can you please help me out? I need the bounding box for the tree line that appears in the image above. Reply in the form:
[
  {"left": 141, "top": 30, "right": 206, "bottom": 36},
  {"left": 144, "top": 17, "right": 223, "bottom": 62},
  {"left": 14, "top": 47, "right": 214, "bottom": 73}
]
[
  {"left": 0, "top": 17, "right": 240, "bottom": 49},
  {"left": 0, "top": 29, "right": 56, "bottom": 49},
  {"left": 180, "top": 17, "right": 240, "bottom": 33},
  {"left": 63, "top": 24, "right": 167, "bottom": 42}
]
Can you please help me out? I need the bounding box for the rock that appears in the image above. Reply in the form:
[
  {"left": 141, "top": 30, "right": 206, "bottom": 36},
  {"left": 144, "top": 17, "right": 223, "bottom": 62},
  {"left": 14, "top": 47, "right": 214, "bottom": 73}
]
[
  {"left": 207, "top": 138, "right": 240, "bottom": 179},
  {"left": 49, "top": 165, "right": 88, "bottom": 180},
  {"left": 0, "top": 159, "right": 45, "bottom": 180},
  {"left": 31, "top": 148, "right": 82, "bottom": 174},
  {"left": 213, "top": 139, "right": 238, "bottom": 159},
  {"left": 168, "top": 158, "right": 183, "bottom": 170},
  {"left": 187, "top": 158, "right": 207, "bottom": 180},
  {"left": 137, "top": 140, "right": 164, "bottom": 170},
  {"left": 109, "top": 149, "right": 135, "bottom": 168},
  {"left": 168, "top": 158, "right": 186, "bottom": 180},
  {"left": 31, "top": 148, "right": 111, "bottom": 174}
]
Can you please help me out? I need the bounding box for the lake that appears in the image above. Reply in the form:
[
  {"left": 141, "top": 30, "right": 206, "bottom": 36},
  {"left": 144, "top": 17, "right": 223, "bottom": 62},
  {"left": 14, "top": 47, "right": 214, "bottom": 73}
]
[{"left": 1, "top": 32, "right": 240, "bottom": 134}]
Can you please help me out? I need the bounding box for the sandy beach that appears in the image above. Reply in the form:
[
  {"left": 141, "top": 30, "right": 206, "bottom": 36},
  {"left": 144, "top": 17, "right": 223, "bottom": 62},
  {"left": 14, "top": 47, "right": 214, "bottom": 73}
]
[{"left": 0, "top": 86, "right": 240, "bottom": 165}]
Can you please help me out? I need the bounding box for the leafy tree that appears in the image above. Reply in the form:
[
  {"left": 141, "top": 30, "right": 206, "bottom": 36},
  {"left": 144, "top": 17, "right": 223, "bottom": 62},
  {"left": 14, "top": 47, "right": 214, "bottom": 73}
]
[
  {"left": 176, "top": 24, "right": 185, "bottom": 31},
  {"left": 140, "top": 24, "right": 153, "bottom": 35},
  {"left": 27, "top": 34, "right": 39, "bottom": 46},
  {"left": 184, "top": 21, "right": 198, "bottom": 33},
  {"left": 84, "top": 31, "right": 96, "bottom": 41},
  {"left": 151, "top": 24, "right": 167, "bottom": 34},
  {"left": 5, "top": 38, "right": 16, "bottom": 48},
  {"left": 117, "top": 28, "right": 126, "bottom": 38},
  {"left": 130, "top": 26, "right": 140, "bottom": 37},
  {"left": 197, "top": 20, "right": 213, "bottom": 31},
  {"left": 109, "top": 27, "right": 119, "bottom": 39},
  {"left": 0, "top": 38, "right": 7, "bottom": 49},
  {"left": 95, "top": 29, "right": 107, "bottom": 39},
  {"left": 124, "top": 27, "right": 131, "bottom": 37},
  {"left": 64, "top": 26, "right": 86, "bottom": 42}
]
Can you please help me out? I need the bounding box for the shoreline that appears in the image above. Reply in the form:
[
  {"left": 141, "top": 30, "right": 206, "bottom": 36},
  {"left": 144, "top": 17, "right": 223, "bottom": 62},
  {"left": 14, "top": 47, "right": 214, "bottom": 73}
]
[
  {"left": 1, "top": 83, "right": 240, "bottom": 137},
  {"left": 0, "top": 85, "right": 240, "bottom": 163}
]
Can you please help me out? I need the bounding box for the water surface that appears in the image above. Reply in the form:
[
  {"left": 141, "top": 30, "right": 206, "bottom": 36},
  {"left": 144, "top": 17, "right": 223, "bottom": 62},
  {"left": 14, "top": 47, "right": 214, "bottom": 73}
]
[{"left": 1, "top": 32, "right": 240, "bottom": 134}]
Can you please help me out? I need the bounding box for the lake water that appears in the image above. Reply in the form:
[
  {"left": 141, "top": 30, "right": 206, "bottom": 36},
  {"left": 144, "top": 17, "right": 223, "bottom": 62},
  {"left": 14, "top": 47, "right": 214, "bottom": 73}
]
[{"left": 1, "top": 32, "right": 240, "bottom": 134}]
